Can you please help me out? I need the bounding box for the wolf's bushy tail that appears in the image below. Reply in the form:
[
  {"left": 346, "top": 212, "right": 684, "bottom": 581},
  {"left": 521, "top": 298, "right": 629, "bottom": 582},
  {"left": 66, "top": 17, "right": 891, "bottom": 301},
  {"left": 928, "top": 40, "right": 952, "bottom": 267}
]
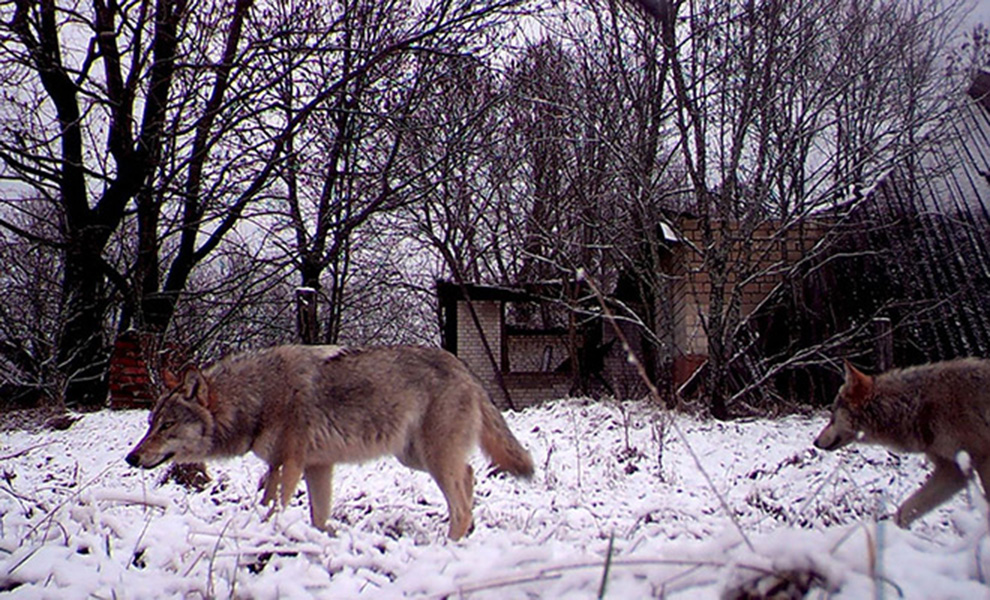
[{"left": 479, "top": 399, "right": 534, "bottom": 478}]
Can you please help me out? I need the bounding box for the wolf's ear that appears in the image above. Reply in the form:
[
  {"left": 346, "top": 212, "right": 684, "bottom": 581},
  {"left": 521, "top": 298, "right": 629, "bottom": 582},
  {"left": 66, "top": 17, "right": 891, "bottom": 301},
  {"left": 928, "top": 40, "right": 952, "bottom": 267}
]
[
  {"left": 843, "top": 360, "right": 874, "bottom": 409},
  {"left": 180, "top": 366, "right": 209, "bottom": 407},
  {"left": 162, "top": 368, "right": 181, "bottom": 390}
]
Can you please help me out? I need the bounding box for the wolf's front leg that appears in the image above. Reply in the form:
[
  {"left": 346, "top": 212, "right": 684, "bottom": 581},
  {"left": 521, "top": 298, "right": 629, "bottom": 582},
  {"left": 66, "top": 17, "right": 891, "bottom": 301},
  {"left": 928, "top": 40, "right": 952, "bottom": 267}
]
[
  {"left": 304, "top": 464, "right": 335, "bottom": 531},
  {"left": 973, "top": 457, "right": 990, "bottom": 510},
  {"left": 260, "top": 464, "right": 281, "bottom": 507},
  {"left": 260, "top": 464, "right": 283, "bottom": 522},
  {"left": 895, "top": 457, "right": 967, "bottom": 527},
  {"left": 279, "top": 459, "right": 304, "bottom": 509}
]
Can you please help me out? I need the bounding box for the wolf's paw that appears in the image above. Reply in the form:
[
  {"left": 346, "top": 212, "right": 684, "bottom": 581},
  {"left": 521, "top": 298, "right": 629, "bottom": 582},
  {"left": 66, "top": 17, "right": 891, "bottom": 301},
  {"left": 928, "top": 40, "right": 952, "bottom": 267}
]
[
  {"left": 893, "top": 508, "right": 915, "bottom": 529},
  {"left": 314, "top": 521, "right": 337, "bottom": 536},
  {"left": 262, "top": 504, "right": 279, "bottom": 522}
]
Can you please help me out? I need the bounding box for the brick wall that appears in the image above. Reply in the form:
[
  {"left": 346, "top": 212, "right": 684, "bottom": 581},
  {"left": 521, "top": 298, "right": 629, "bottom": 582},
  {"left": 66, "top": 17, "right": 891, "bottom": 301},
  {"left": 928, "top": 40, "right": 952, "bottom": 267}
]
[
  {"left": 456, "top": 300, "right": 507, "bottom": 405},
  {"left": 669, "top": 218, "right": 826, "bottom": 359},
  {"left": 507, "top": 334, "right": 569, "bottom": 372},
  {"left": 108, "top": 331, "right": 158, "bottom": 409},
  {"left": 502, "top": 372, "right": 572, "bottom": 408},
  {"left": 108, "top": 331, "right": 185, "bottom": 409},
  {"left": 455, "top": 299, "right": 577, "bottom": 408}
]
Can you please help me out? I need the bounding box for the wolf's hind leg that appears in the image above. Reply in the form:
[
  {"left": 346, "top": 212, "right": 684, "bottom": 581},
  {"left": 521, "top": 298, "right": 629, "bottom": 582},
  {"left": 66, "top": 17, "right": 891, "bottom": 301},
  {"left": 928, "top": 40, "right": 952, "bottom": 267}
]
[
  {"left": 895, "top": 457, "right": 967, "bottom": 527},
  {"left": 304, "top": 464, "right": 335, "bottom": 531},
  {"left": 428, "top": 456, "right": 474, "bottom": 540},
  {"left": 463, "top": 464, "right": 474, "bottom": 513}
]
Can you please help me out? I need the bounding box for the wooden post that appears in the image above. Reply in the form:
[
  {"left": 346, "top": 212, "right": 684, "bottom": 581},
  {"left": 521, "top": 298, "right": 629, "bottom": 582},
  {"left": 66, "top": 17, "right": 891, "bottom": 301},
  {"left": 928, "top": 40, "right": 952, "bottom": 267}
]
[
  {"left": 873, "top": 317, "right": 893, "bottom": 371},
  {"left": 296, "top": 287, "right": 318, "bottom": 345}
]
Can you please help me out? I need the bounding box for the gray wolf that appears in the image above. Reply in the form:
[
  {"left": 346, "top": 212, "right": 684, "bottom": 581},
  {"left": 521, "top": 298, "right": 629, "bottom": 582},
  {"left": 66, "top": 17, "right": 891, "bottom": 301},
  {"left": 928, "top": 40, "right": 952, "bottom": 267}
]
[
  {"left": 126, "top": 345, "right": 534, "bottom": 540},
  {"left": 814, "top": 358, "right": 990, "bottom": 527}
]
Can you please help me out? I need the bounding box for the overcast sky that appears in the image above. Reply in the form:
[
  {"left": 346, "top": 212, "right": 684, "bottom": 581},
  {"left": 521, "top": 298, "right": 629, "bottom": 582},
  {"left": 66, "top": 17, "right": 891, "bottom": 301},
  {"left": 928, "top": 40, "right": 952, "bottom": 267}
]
[{"left": 968, "top": 0, "right": 990, "bottom": 27}]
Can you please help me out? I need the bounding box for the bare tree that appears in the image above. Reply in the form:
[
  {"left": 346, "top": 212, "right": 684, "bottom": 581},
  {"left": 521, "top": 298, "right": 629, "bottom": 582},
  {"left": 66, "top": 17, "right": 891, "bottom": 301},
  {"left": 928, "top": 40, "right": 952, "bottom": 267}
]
[
  {"left": 403, "top": 52, "right": 508, "bottom": 281},
  {"left": 546, "top": 0, "right": 684, "bottom": 397},
  {"left": 1, "top": 0, "right": 192, "bottom": 406},
  {"left": 646, "top": 0, "right": 964, "bottom": 417},
  {"left": 0, "top": 0, "right": 523, "bottom": 405},
  {"left": 0, "top": 0, "right": 289, "bottom": 406},
  {"left": 261, "top": 0, "right": 523, "bottom": 344},
  {"left": 0, "top": 200, "right": 61, "bottom": 406}
]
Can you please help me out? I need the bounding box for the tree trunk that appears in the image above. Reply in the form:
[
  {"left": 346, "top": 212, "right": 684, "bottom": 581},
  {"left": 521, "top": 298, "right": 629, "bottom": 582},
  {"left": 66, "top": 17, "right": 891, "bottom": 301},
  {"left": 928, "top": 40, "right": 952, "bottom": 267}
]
[
  {"left": 58, "top": 238, "right": 110, "bottom": 409},
  {"left": 297, "top": 287, "right": 319, "bottom": 345}
]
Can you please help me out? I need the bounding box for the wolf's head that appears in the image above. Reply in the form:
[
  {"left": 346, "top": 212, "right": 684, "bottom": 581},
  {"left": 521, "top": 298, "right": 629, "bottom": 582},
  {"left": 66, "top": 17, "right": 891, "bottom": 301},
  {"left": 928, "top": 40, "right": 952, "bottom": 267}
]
[
  {"left": 126, "top": 367, "right": 215, "bottom": 469},
  {"left": 813, "top": 360, "right": 875, "bottom": 451}
]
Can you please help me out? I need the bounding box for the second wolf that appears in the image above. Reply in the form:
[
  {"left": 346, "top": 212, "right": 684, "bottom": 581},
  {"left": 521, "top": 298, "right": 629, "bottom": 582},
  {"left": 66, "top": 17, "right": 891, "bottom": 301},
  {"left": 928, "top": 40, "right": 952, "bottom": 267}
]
[
  {"left": 126, "top": 345, "right": 534, "bottom": 540},
  {"left": 814, "top": 358, "right": 990, "bottom": 527}
]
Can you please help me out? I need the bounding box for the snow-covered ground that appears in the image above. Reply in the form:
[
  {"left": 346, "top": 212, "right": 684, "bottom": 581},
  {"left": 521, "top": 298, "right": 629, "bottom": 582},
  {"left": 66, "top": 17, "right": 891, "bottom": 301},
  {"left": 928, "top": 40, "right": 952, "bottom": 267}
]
[{"left": 1, "top": 398, "right": 988, "bottom": 598}]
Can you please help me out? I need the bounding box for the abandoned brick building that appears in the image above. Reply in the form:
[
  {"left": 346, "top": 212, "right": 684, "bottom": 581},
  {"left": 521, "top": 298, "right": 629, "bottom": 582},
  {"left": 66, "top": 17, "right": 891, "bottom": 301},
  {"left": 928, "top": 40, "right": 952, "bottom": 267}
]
[{"left": 436, "top": 215, "right": 824, "bottom": 408}]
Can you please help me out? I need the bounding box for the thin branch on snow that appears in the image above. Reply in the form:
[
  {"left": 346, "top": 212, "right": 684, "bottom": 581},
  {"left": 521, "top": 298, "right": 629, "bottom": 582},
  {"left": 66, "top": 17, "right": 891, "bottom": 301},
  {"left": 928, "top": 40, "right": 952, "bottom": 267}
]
[{"left": 578, "top": 268, "right": 756, "bottom": 553}]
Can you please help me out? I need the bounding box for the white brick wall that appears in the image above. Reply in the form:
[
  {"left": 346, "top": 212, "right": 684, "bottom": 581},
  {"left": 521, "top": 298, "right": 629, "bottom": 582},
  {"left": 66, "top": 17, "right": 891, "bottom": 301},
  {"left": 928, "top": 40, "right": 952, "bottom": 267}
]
[{"left": 457, "top": 301, "right": 507, "bottom": 405}]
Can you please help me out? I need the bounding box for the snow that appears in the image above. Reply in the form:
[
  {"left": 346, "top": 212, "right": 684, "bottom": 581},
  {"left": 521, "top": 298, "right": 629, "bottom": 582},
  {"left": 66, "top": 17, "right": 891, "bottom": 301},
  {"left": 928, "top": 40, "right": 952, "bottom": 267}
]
[{"left": 2, "top": 398, "right": 989, "bottom": 598}]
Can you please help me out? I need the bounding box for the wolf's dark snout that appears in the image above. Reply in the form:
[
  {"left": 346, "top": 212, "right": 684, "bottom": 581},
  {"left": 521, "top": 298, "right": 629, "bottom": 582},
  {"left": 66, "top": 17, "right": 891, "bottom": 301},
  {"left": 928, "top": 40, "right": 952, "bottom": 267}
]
[
  {"left": 125, "top": 452, "right": 140, "bottom": 467},
  {"left": 813, "top": 437, "right": 835, "bottom": 451}
]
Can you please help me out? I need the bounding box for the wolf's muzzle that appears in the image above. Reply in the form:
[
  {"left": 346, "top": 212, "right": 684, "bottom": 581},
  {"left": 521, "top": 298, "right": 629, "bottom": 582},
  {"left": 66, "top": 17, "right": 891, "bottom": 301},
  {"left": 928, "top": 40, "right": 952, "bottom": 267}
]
[
  {"left": 813, "top": 436, "right": 841, "bottom": 451},
  {"left": 126, "top": 450, "right": 173, "bottom": 468}
]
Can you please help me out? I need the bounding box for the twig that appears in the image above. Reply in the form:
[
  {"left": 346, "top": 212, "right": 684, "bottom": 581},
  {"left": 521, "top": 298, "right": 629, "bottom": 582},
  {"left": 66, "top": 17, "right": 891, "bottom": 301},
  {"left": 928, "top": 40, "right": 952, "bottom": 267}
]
[
  {"left": 542, "top": 443, "right": 554, "bottom": 487},
  {"left": 433, "top": 557, "right": 774, "bottom": 599},
  {"left": 127, "top": 511, "right": 157, "bottom": 571},
  {"left": 213, "top": 546, "right": 322, "bottom": 558},
  {"left": 657, "top": 563, "right": 711, "bottom": 596},
  {"left": 183, "top": 550, "right": 207, "bottom": 578},
  {"left": 874, "top": 517, "right": 884, "bottom": 600},
  {"left": 89, "top": 489, "right": 170, "bottom": 509},
  {"left": 207, "top": 517, "right": 235, "bottom": 599},
  {"left": 21, "top": 464, "right": 113, "bottom": 543},
  {"left": 0, "top": 479, "right": 35, "bottom": 517},
  {"left": 799, "top": 460, "right": 842, "bottom": 517},
  {"left": 598, "top": 531, "right": 615, "bottom": 599},
  {"left": 0, "top": 440, "right": 59, "bottom": 462},
  {"left": 828, "top": 523, "right": 905, "bottom": 599},
  {"left": 578, "top": 268, "right": 756, "bottom": 553},
  {"left": 439, "top": 571, "right": 563, "bottom": 598},
  {"left": 828, "top": 522, "right": 871, "bottom": 555},
  {"left": 570, "top": 407, "right": 582, "bottom": 491},
  {"left": 3, "top": 545, "right": 42, "bottom": 578}
]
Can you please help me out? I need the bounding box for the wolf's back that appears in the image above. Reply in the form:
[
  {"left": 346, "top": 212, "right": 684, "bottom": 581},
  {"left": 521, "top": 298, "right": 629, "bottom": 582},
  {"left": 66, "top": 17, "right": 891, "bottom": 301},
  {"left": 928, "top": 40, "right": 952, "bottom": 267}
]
[
  {"left": 478, "top": 399, "right": 534, "bottom": 477},
  {"left": 880, "top": 357, "right": 990, "bottom": 408}
]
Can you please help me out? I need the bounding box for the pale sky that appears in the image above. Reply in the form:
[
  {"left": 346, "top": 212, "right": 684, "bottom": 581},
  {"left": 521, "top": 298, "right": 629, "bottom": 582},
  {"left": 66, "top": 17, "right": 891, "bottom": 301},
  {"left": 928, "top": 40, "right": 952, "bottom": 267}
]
[{"left": 969, "top": 0, "right": 990, "bottom": 27}]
